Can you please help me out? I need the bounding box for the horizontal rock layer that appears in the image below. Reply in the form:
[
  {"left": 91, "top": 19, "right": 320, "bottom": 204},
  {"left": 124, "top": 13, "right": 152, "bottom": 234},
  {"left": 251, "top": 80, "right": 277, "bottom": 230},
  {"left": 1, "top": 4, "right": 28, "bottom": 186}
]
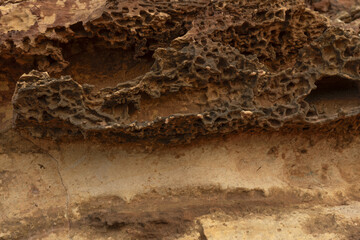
[{"left": 0, "top": 0, "right": 358, "bottom": 143}]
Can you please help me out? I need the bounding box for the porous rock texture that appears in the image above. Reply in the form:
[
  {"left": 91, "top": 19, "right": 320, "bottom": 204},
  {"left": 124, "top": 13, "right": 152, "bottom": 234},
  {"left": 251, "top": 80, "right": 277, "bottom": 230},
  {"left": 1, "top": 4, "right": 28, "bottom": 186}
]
[{"left": 1, "top": 0, "right": 360, "bottom": 239}]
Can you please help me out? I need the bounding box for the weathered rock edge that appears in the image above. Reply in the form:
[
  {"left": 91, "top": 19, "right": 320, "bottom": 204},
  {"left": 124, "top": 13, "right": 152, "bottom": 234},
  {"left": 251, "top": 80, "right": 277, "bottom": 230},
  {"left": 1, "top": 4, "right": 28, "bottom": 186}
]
[{"left": 4, "top": 0, "right": 360, "bottom": 143}]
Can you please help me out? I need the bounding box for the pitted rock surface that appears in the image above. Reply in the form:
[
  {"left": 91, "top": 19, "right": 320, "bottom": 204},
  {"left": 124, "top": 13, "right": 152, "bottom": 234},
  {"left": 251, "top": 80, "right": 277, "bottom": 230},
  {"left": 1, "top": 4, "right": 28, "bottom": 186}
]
[
  {"left": 2, "top": 0, "right": 360, "bottom": 143},
  {"left": 3, "top": 1, "right": 360, "bottom": 240}
]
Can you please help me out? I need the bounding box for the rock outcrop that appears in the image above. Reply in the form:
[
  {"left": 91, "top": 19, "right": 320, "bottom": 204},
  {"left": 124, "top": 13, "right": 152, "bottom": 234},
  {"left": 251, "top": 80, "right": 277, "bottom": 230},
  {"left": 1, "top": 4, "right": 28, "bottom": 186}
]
[
  {"left": 4, "top": 0, "right": 360, "bottom": 144},
  {"left": 1, "top": 0, "right": 360, "bottom": 239}
]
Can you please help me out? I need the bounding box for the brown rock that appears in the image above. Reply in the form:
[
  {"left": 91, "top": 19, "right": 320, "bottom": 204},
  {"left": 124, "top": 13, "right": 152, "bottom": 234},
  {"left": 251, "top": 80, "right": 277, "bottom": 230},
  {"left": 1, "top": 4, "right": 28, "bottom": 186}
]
[{"left": 1, "top": 0, "right": 360, "bottom": 239}]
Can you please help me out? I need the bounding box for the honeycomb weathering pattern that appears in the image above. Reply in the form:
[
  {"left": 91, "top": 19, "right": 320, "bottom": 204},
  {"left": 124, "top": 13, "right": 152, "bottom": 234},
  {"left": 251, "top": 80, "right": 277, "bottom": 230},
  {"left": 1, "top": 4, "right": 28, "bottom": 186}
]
[{"left": 5, "top": 0, "right": 360, "bottom": 143}]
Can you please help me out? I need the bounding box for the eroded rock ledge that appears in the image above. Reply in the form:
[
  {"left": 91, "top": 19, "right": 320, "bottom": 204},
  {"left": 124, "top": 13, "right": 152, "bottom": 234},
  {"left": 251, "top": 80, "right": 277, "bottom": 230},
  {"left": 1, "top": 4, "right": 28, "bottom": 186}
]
[
  {"left": 2, "top": 0, "right": 360, "bottom": 144},
  {"left": 2, "top": 1, "right": 360, "bottom": 239}
]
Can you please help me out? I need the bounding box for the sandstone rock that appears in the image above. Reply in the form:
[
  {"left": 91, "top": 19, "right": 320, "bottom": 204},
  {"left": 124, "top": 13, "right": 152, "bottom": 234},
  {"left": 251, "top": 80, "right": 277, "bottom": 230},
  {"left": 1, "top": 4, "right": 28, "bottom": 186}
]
[{"left": 1, "top": 0, "right": 360, "bottom": 239}]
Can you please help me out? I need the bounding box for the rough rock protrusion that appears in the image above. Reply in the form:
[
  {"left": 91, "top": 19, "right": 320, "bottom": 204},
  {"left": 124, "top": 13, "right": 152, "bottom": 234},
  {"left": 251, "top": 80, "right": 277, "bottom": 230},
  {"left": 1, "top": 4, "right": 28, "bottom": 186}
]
[{"left": 4, "top": 0, "right": 360, "bottom": 143}]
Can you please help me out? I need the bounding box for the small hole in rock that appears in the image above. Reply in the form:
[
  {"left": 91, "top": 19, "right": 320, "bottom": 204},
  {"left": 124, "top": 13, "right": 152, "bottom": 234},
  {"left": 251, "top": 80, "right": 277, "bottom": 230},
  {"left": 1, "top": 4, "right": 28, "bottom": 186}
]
[{"left": 305, "top": 76, "right": 360, "bottom": 116}]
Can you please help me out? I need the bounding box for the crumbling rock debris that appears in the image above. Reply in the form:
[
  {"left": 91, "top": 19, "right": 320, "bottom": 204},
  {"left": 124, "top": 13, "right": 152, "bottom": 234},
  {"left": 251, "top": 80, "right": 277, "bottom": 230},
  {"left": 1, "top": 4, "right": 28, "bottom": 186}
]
[{"left": 1, "top": 0, "right": 360, "bottom": 143}]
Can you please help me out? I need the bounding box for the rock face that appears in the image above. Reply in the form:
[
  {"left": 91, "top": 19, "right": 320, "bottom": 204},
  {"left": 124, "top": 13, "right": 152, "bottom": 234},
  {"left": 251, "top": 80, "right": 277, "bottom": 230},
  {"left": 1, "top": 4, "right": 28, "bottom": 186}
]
[
  {"left": 7, "top": 0, "right": 360, "bottom": 143},
  {"left": 1, "top": 0, "right": 360, "bottom": 239}
]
